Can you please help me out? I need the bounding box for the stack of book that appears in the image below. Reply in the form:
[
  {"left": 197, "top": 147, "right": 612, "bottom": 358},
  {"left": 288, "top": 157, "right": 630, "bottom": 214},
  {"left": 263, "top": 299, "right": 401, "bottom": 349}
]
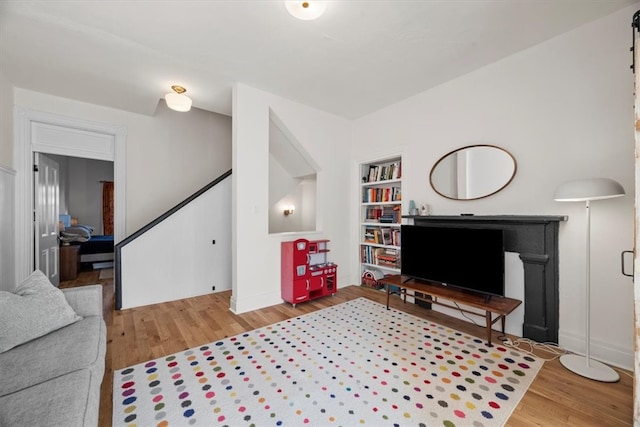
[
  {"left": 375, "top": 248, "right": 400, "bottom": 268},
  {"left": 378, "top": 206, "right": 399, "bottom": 223}
]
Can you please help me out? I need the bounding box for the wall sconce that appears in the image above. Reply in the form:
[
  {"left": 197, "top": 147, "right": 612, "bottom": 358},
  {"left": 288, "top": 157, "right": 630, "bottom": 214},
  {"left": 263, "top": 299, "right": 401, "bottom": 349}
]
[{"left": 283, "top": 205, "right": 295, "bottom": 216}]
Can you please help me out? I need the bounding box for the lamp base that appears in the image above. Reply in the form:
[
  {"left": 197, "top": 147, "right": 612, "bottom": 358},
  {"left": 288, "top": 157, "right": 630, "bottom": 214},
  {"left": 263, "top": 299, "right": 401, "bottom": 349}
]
[{"left": 559, "top": 354, "right": 619, "bottom": 382}]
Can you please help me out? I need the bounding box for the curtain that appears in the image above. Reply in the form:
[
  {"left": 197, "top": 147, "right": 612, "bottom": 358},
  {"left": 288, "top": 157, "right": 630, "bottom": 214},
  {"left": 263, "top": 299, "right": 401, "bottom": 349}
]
[{"left": 102, "top": 181, "right": 114, "bottom": 236}]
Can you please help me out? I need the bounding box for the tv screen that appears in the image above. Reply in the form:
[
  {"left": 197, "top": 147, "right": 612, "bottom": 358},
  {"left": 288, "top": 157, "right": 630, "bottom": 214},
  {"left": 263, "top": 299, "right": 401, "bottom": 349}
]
[{"left": 400, "top": 225, "right": 505, "bottom": 297}]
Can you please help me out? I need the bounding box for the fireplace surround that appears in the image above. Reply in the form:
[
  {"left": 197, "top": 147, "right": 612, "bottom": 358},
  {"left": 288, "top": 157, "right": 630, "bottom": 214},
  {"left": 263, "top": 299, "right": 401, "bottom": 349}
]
[{"left": 405, "top": 215, "right": 566, "bottom": 343}]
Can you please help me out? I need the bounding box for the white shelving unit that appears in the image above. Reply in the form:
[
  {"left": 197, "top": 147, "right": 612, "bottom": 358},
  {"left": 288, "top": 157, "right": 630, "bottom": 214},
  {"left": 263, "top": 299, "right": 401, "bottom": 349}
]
[{"left": 359, "top": 156, "right": 402, "bottom": 284}]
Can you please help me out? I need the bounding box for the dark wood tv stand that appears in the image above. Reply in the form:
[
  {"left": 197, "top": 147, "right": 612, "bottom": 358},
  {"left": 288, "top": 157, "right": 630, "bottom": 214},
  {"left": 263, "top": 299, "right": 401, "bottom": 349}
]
[{"left": 379, "top": 274, "right": 521, "bottom": 346}]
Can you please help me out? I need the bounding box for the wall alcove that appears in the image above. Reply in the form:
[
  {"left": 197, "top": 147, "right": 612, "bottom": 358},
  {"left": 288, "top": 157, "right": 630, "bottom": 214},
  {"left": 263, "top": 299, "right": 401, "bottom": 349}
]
[{"left": 404, "top": 215, "right": 566, "bottom": 343}]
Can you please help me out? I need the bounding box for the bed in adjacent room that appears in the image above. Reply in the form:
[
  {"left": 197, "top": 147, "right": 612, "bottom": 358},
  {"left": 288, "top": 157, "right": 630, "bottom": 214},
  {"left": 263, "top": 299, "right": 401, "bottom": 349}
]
[{"left": 59, "top": 215, "right": 114, "bottom": 268}]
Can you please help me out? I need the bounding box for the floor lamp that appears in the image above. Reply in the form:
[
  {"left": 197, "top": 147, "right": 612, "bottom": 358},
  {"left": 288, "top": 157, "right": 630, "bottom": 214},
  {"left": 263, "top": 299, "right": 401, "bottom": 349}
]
[{"left": 554, "top": 177, "right": 625, "bottom": 382}]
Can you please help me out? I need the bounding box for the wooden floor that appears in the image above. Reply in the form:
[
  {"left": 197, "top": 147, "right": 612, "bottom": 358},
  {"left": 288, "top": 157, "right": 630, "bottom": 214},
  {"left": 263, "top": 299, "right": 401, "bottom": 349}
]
[{"left": 61, "top": 270, "right": 634, "bottom": 427}]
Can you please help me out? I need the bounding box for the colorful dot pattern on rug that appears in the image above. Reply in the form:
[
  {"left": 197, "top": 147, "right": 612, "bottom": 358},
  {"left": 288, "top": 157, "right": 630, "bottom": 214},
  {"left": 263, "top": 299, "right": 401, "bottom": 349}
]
[{"left": 114, "top": 297, "right": 542, "bottom": 426}]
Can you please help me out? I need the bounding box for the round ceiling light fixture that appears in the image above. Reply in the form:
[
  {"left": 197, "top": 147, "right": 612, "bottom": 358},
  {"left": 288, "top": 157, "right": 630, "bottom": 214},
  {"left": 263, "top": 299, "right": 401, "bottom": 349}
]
[
  {"left": 285, "top": 1, "right": 326, "bottom": 21},
  {"left": 165, "top": 85, "right": 192, "bottom": 112}
]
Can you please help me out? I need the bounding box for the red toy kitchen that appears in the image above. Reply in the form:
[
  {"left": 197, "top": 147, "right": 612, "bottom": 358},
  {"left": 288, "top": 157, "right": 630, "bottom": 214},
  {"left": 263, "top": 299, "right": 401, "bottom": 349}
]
[{"left": 281, "top": 238, "right": 337, "bottom": 307}]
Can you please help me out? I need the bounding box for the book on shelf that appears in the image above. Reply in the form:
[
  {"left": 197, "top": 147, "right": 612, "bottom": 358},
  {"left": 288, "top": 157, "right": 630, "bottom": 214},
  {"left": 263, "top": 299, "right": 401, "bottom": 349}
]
[
  {"left": 365, "top": 207, "right": 383, "bottom": 221},
  {"left": 392, "top": 229, "right": 401, "bottom": 246},
  {"left": 381, "top": 228, "right": 392, "bottom": 245},
  {"left": 364, "top": 161, "right": 402, "bottom": 183},
  {"left": 364, "top": 227, "right": 377, "bottom": 243}
]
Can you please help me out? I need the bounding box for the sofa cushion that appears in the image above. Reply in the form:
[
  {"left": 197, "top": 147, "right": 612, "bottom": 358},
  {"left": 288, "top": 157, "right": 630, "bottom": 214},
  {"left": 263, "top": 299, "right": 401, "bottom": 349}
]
[
  {"left": 0, "top": 270, "right": 81, "bottom": 353},
  {"left": 0, "top": 315, "right": 106, "bottom": 397},
  {"left": 0, "top": 368, "right": 101, "bottom": 427}
]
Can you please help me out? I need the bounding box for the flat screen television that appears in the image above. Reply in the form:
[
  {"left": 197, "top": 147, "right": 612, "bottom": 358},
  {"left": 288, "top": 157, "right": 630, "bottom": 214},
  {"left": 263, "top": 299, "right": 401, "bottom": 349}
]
[{"left": 400, "top": 225, "right": 505, "bottom": 297}]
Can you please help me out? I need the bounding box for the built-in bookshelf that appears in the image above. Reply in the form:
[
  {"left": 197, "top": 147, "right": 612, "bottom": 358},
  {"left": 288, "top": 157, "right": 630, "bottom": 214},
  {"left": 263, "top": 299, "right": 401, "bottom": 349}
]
[{"left": 360, "top": 156, "right": 402, "bottom": 284}]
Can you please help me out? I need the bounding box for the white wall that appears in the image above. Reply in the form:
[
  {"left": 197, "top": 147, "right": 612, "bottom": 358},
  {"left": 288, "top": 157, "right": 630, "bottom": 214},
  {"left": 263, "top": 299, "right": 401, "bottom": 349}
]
[
  {"left": 352, "top": 5, "right": 636, "bottom": 369},
  {"left": 121, "top": 176, "right": 232, "bottom": 309},
  {"left": 13, "top": 90, "right": 232, "bottom": 235},
  {"left": 232, "top": 83, "right": 352, "bottom": 314},
  {"left": 50, "top": 155, "right": 114, "bottom": 234},
  {"left": 0, "top": 72, "right": 13, "bottom": 169},
  {"left": 67, "top": 157, "right": 114, "bottom": 234}
]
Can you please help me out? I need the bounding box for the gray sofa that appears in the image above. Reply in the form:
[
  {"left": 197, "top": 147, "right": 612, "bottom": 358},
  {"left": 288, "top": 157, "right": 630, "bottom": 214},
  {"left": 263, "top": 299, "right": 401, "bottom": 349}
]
[{"left": 0, "top": 285, "right": 106, "bottom": 427}]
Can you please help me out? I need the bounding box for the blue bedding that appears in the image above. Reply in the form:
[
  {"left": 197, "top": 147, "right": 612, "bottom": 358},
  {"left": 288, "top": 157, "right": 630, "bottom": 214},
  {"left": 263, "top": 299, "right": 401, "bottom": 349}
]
[{"left": 73, "top": 235, "right": 114, "bottom": 255}]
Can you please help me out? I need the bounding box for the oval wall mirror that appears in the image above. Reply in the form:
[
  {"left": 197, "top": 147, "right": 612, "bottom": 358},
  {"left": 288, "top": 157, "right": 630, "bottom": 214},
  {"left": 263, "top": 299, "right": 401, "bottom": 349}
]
[{"left": 429, "top": 144, "right": 517, "bottom": 200}]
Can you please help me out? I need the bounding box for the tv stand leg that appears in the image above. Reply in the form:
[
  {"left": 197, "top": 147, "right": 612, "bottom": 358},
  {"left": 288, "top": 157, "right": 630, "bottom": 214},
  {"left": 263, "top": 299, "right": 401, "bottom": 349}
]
[
  {"left": 386, "top": 283, "right": 391, "bottom": 310},
  {"left": 485, "top": 311, "right": 493, "bottom": 347}
]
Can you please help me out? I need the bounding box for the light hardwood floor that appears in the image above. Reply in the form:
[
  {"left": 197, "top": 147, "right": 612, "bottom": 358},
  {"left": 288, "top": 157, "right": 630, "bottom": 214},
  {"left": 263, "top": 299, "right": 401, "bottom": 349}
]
[{"left": 61, "top": 271, "right": 634, "bottom": 426}]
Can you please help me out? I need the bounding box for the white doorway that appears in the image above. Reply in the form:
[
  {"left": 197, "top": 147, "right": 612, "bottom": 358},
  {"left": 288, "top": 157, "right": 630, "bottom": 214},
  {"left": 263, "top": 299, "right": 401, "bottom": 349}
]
[{"left": 14, "top": 107, "right": 126, "bottom": 283}]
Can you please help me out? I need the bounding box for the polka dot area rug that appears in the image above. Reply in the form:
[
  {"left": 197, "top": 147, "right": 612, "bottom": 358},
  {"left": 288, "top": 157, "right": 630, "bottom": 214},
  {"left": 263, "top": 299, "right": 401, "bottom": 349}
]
[{"left": 113, "top": 297, "right": 543, "bottom": 426}]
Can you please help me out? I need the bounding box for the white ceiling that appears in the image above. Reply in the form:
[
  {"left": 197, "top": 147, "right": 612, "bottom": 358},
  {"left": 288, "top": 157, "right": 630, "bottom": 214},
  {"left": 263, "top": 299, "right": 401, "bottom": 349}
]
[{"left": 1, "top": 0, "right": 636, "bottom": 119}]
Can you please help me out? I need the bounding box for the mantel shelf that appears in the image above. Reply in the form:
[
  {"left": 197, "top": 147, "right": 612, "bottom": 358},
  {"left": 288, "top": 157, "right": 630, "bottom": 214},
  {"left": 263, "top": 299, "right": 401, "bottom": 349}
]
[{"left": 403, "top": 215, "right": 567, "bottom": 223}]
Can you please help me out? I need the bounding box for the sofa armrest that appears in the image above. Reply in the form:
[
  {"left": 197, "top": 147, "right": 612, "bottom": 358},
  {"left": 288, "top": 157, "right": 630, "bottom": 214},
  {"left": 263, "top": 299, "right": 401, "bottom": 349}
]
[{"left": 61, "top": 285, "right": 103, "bottom": 318}]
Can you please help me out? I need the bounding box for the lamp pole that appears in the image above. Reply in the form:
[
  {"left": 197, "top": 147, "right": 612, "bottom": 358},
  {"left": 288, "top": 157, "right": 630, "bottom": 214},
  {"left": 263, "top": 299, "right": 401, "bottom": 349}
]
[
  {"left": 558, "top": 198, "right": 619, "bottom": 382},
  {"left": 584, "top": 199, "right": 591, "bottom": 367}
]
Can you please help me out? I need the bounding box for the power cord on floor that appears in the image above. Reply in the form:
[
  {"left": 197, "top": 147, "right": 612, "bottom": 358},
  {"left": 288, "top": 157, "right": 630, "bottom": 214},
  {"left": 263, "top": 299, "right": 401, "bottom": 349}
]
[
  {"left": 451, "top": 302, "right": 562, "bottom": 360},
  {"left": 497, "top": 336, "right": 566, "bottom": 362}
]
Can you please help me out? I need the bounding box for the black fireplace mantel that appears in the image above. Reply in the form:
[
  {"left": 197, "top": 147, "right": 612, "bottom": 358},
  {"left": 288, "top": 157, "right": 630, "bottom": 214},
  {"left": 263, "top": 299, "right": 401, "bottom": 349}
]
[{"left": 403, "top": 215, "right": 567, "bottom": 343}]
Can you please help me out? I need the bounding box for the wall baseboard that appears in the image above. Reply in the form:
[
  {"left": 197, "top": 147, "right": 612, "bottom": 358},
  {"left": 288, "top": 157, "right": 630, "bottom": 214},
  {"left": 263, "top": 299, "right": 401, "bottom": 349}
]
[
  {"left": 230, "top": 290, "right": 284, "bottom": 315},
  {"left": 559, "top": 330, "right": 632, "bottom": 371}
]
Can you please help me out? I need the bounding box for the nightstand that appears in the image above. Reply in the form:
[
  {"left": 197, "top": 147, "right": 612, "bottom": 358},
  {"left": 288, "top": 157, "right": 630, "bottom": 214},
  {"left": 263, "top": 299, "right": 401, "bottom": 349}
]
[{"left": 60, "top": 244, "right": 80, "bottom": 281}]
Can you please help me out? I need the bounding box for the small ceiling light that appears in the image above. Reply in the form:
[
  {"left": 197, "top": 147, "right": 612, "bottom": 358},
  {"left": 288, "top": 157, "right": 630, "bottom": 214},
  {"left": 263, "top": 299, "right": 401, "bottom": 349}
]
[
  {"left": 165, "top": 85, "right": 192, "bottom": 112},
  {"left": 285, "top": 1, "right": 326, "bottom": 20}
]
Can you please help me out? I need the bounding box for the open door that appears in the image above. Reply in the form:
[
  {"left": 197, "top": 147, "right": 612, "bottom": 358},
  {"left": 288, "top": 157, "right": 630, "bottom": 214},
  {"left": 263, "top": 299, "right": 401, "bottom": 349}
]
[{"left": 34, "top": 153, "right": 60, "bottom": 287}]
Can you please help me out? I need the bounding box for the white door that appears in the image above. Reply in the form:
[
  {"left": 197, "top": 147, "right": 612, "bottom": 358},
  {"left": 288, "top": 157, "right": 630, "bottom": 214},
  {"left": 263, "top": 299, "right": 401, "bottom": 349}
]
[{"left": 34, "top": 153, "right": 60, "bottom": 287}]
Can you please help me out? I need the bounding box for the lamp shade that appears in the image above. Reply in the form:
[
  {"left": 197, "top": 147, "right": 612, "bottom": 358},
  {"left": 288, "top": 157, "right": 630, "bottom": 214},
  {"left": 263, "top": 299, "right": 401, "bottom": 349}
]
[
  {"left": 553, "top": 178, "right": 625, "bottom": 202},
  {"left": 165, "top": 92, "right": 192, "bottom": 112},
  {"left": 285, "top": 1, "right": 326, "bottom": 20}
]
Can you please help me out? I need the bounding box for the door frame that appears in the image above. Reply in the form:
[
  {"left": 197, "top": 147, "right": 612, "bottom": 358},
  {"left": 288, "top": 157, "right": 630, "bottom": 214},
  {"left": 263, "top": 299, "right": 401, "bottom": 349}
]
[{"left": 14, "top": 106, "right": 126, "bottom": 283}]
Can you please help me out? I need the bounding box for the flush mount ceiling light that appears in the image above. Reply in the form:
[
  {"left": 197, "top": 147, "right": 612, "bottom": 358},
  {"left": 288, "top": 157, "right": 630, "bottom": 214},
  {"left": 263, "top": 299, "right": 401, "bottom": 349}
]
[
  {"left": 285, "top": 1, "right": 326, "bottom": 20},
  {"left": 165, "top": 85, "right": 192, "bottom": 112}
]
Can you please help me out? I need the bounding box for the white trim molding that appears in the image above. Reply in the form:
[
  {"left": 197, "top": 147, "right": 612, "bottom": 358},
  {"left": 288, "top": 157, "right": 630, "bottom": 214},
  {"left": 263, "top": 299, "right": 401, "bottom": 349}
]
[
  {"left": 0, "top": 164, "right": 16, "bottom": 175},
  {"left": 14, "top": 106, "right": 126, "bottom": 283},
  {"left": 0, "top": 165, "right": 16, "bottom": 291}
]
